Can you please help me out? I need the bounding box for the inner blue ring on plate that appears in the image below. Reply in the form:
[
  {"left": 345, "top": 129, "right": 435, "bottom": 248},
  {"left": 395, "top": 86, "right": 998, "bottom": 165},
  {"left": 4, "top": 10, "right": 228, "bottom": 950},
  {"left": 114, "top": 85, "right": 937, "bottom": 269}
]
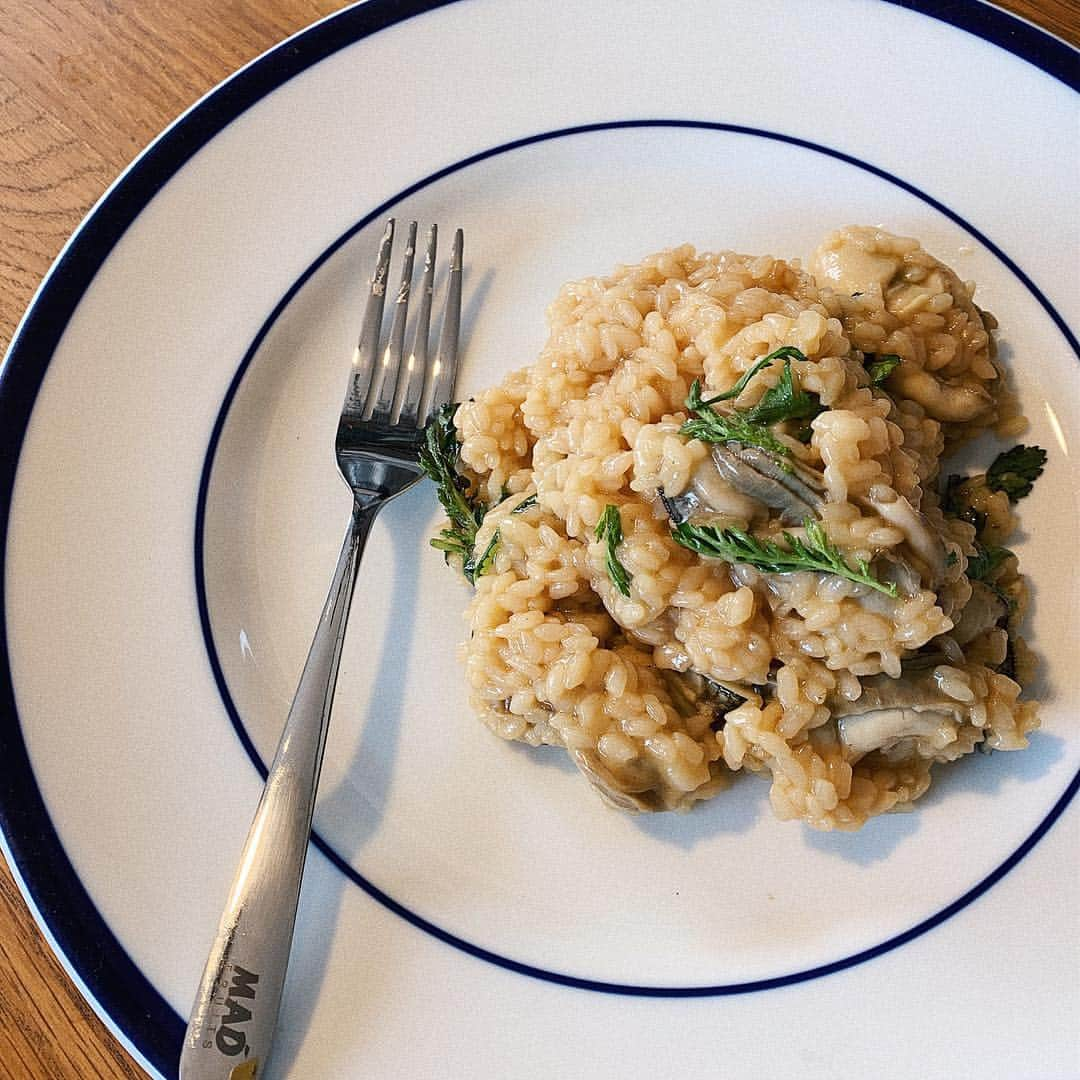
[{"left": 195, "top": 118, "right": 1080, "bottom": 998}]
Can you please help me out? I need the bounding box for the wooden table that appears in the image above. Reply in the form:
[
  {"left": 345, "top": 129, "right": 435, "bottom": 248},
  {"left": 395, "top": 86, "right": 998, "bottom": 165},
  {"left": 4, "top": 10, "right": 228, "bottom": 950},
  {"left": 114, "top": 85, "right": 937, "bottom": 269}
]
[{"left": 0, "top": 1, "right": 1075, "bottom": 1075}]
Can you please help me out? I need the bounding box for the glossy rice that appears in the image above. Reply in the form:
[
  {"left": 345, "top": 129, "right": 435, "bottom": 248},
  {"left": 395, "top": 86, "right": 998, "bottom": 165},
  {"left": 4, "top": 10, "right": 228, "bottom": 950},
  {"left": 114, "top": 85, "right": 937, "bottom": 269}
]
[{"left": 445, "top": 226, "right": 1039, "bottom": 830}]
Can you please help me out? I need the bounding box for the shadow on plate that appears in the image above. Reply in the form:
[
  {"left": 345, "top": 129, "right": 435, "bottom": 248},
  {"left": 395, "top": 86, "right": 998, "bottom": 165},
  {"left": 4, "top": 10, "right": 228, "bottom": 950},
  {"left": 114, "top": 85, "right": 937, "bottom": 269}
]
[
  {"left": 501, "top": 738, "right": 577, "bottom": 773},
  {"left": 1016, "top": 573, "right": 1055, "bottom": 703},
  {"left": 630, "top": 772, "right": 767, "bottom": 849},
  {"left": 920, "top": 729, "right": 1064, "bottom": 805},
  {"left": 316, "top": 488, "right": 433, "bottom": 852},
  {"left": 499, "top": 732, "right": 767, "bottom": 846},
  {"left": 802, "top": 729, "right": 1063, "bottom": 867},
  {"left": 800, "top": 801, "right": 921, "bottom": 866},
  {"left": 458, "top": 265, "right": 495, "bottom": 361},
  {"left": 270, "top": 489, "right": 431, "bottom": 1075}
]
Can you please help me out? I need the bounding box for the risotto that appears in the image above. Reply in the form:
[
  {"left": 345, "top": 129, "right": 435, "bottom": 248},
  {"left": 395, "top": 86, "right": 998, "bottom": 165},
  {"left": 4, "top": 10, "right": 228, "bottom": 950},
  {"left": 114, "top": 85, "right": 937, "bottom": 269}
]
[{"left": 420, "top": 226, "right": 1044, "bottom": 830}]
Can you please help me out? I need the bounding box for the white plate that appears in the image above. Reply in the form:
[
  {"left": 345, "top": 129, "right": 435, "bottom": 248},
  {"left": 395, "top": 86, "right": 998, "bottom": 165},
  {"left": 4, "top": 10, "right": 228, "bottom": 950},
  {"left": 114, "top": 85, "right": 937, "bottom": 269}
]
[{"left": 2, "top": 2, "right": 1077, "bottom": 1077}]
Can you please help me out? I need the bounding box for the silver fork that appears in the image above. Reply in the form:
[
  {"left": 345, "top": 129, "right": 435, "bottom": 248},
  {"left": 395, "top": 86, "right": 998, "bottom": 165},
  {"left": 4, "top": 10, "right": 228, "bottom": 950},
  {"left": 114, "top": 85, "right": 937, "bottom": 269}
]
[{"left": 180, "top": 219, "right": 463, "bottom": 1080}]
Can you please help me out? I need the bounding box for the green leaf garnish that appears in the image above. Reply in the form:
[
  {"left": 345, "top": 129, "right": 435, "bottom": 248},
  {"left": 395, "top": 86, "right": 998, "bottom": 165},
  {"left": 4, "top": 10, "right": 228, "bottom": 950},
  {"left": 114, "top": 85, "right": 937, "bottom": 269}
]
[
  {"left": 464, "top": 530, "right": 500, "bottom": 582},
  {"left": 419, "top": 403, "right": 479, "bottom": 538},
  {"left": 680, "top": 398, "right": 791, "bottom": 460},
  {"left": 986, "top": 445, "right": 1047, "bottom": 503},
  {"left": 966, "top": 543, "right": 1013, "bottom": 581},
  {"left": 680, "top": 347, "right": 823, "bottom": 463},
  {"left": 864, "top": 353, "right": 902, "bottom": 386},
  {"left": 671, "top": 518, "right": 898, "bottom": 597},
  {"left": 419, "top": 403, "right": 495, "bottom": 584},
  {"left": 695, "top": 352, "right": 782, "bottom": 405},
  {"left": 681, "top": 380, "right": 792, "bottom": 462},
  {"left": 742, "top": 353, "right": 824, "bottom": 427},
  {"left": 596, "top": 505, "right": 632, "bottom": 598},
  {"left": 511, "top": 493, "right": 538, "bottom": 514},
  {"left": 941, "top": 474, "right": 988, "bottom": 535}
]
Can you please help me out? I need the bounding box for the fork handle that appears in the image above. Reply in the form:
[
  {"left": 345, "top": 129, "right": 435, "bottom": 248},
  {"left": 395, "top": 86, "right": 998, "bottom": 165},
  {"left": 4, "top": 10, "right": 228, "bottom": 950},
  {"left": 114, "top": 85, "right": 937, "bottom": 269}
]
[{"left": 180, "top": 499, "right": 378, "bottom": 1080}]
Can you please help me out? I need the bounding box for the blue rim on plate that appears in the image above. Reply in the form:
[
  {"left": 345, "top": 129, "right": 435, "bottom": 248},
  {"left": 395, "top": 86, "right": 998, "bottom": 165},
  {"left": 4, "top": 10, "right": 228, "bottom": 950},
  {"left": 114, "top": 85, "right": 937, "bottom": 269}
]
[{"left": 0, "top": 2, "right": 1076, "bottom": 1076}]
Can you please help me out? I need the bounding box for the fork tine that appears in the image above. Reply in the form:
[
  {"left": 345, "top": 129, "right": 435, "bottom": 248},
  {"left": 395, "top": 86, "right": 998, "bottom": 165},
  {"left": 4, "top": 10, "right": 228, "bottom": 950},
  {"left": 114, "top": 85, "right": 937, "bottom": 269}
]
[
  {"left": 365, "top": 220, "right": 417, "bottom": 422},
  {"left": 393, "top": 224, "right": 437, "bottom": 428},
  {"left": 422, "top": 227, "right": 463, "bottom": 420},
  {"left": 344, "top": 218, "right": 394, "bottom": 414}
]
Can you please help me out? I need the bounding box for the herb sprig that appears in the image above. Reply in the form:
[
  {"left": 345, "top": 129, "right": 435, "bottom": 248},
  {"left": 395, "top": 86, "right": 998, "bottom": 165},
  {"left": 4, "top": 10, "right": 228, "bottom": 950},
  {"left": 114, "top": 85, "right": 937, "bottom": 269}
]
[
  {"left": 942, "top": 444, "right": 1047, "bottom": 541},
  {"left": 596, "top": 505, "right": 632, "bottom": 597},
  {"left": 741, "top": 349, "right": 824, "bottom": 427},
  {"left": 419, "top": 403, "right": 496, "bottom": 584},
  {"left": 681, "top": 382, "right": 792, "bottom": 460},
  {"left": 864, "top": 352, "right": 902, "bottom": 386},
  {"left": 671, "top": 518, "right": 898, "bottom": 597},
  {"left": 986, "top": 445, "right": 1047, "bottom": 503},
  {"left": 680, "top": 346, "right": 823, "bottom": 461},
  {"left": 693, "top": 352, "right": 780, "bottom": 406},
  {"left": 966, "top": 543, "right": 1013, "bottom": 581},
  {"left": 967, "top": 544, "right": 1018, "bottom": 616},
  {"left": 463, "top": 531, "right": 500, "bottom": 582}
]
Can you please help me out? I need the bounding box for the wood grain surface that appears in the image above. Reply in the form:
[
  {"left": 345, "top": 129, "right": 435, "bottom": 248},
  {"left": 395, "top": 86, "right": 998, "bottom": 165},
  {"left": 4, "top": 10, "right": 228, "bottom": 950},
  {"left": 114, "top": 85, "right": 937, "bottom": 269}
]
[{"left": 0, "top": 1, "right": 1075, "bottom": 1077}]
